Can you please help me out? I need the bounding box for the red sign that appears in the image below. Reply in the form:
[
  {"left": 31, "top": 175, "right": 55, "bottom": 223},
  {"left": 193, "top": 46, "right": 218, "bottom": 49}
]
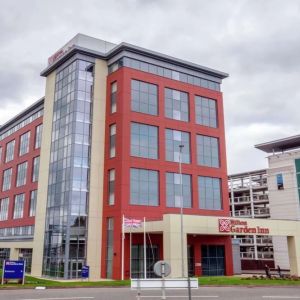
[
  {"left": 218, "top": 219, "right": 269, "bottom": 234},
  {"left": 48, "top": 44, "right": 74, "bottom": 65}
]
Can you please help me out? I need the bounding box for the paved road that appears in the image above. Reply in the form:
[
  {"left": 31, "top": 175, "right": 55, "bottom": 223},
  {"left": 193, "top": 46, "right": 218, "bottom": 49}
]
[{"left": 1, "top": 286, "right": 300, "bottom": 300}]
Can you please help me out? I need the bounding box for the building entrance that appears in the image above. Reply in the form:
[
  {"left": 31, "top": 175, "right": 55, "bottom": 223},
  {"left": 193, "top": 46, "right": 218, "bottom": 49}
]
[
  {"left": 201, "top": 245, "right": 225, "bottom": 276},
  {"left": 131, "top": 245, "right": 159, "bottom": 278}
]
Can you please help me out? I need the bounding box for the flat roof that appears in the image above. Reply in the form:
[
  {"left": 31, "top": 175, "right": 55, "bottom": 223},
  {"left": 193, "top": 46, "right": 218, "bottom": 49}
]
[
  {"left": 41, "top": 34, "right": 229, "bottom": 79},
  {"left": 228, "top": 168, "right": 267, "bottom": 179},
  {"left": 255, "top": 134, "right": 300, "bottom": 153}
]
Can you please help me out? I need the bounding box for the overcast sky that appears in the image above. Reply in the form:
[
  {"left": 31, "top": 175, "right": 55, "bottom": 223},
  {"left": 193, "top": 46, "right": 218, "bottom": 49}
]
[{"left": 1, "top": 0, "right": 299, "bottom": 174}]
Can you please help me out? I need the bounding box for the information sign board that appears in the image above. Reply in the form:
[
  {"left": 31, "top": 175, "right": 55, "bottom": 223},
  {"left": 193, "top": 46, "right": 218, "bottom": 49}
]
[
  {"left": 2, "top": 260, "right": 25, "bottom": 284},
  {"left": 82, "top": 265, "right": 89, "bottom": 279}
]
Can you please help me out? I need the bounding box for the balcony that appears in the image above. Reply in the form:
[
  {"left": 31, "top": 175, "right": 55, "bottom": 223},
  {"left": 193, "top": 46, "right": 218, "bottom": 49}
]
[
  {"left": 240, "top": 251, "right": 274, "bottom": 260},
  {"left": 231, "top": 194, "right": 269, "bottom": 205},
  {"left": 238, "top": 237, "right": 272, "bottom": 246},
  {"left": 231, "top": 207, "right": 270, "bottom": 218}
]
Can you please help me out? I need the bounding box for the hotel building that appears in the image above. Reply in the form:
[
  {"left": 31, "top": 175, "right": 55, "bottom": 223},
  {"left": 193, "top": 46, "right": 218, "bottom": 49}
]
[{"left": 0, "top": 34, "right": 300, "bottom": 280}]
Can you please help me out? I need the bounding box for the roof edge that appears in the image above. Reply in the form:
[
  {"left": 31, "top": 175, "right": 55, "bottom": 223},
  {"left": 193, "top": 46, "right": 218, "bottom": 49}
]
[
  {"left": 0, "top": 97, "right": 45, "bottom": 133},
  {"left": 41, "top": 41, "right": 229, "bottom": 79}
]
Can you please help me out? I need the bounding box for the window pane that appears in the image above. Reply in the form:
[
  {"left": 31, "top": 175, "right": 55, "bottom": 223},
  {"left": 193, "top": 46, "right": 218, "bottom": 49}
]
[
  {"left": 19, "top": 131, "right": 31, "bottom": 156},
  {"left": 130, "top": 168, "right": 159, "bottom": 206},
  {"left": 131, "top": 80, "right": 158, "bottom": 115},
  {"left": 165, "top": 88, "right": 189, "bottom": 122},
  {"left": 195, "top": 96, "right": 217, "bottom": 128},
  {"left": 16, "top": 162, "right": 28, "bottom": 187},
  {"left": 13, "top": 194, "right": 25, "bottom": 219},
  {"left": 131, "top": 123, "right": 158, "bottom": 159},
  {"left": 166, "top": 172, "right": 192, "bottom": 208},
  {"left": 198, "top": 176, "right": 222, "bottom": 210},
  {"left": 197, "top": 135, "right": 220, "bottom": 168},
  {"left": 165, "top": 129, "right": 190, "bottom": 163},
  {"left": 5, "top": 140, "right": 15, "bottom": 162}
]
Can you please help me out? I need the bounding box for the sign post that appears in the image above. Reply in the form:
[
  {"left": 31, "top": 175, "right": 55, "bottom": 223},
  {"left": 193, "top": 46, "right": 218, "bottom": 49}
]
[{"left": 2, "top": 260, "right": 26, "bottom": 285}]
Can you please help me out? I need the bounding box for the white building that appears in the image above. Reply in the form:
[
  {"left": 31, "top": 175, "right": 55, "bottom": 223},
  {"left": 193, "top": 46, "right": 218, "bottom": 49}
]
[{"left": 256, "top": 135, "right": 300, "bottom": 270}]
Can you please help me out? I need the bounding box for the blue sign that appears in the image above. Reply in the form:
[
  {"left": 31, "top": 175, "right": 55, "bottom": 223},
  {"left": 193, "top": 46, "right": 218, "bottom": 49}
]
[
  {"left": 3, "top": 260, "right": 25, "bottom": 280},
  {"left": 82, "top": 265, "right": 89, "bottom": 278}
]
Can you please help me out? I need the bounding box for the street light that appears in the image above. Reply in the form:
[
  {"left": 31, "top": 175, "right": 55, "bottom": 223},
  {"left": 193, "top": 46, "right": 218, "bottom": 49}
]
[{"left": 178, "top": 144, "right": 185, "bottom": 278}]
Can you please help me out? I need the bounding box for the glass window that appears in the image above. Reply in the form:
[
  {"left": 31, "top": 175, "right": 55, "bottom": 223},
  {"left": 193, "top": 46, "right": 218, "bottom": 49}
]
[
  {"left": 198, "top": 176, "right": 222, "bottom": 210},
  {"left": 19, "top": 131, "right": 31, "bottom": 156},
  {"left": 106, "top": 218, "right": 114, "bottom": 278},
  {"left": 16, "top": 162, "right": 28, "bottom": 187},
  {"left": 165, "top": 88, "right": 189, "bottom": 122},
  {"left": 108, "top": 169, "right": 115, "bottom": 205},
  {"left": 35, "top": 124, "right": 43, "bottom": 149},
  {"left": 109, "top": 124, "right": 116, "bottom": 158},
  {"left": 29, "top": 190, "right": 37, "bottom": 217},
  {"left": 131, "top": 80, "right": 158, "bottom": 115},
  {"left": 195, "top": 96, "right": 217, "bottom": 128},
  {"left": 197, "top": 135, "right": 219, "bottom": 168},
  {"left": 111, "top": 82, "right": 117, "bottom": 113},
  {"left": 109, "top": 57, "right": 221, "bottom": 92},
  {"left": 130, "top": 168, "right": 159, "bottom": 206},
  {"left": 2, "top": 168, "right": 12, "bottom": 191},
  {"left": 13, "top": 194, "right": 25, "bottom": 219},
  {"left": 131, "top": 122, "right": 158, "bottom": 159},
  {"left": 0, "top": 198, "right": 9, "bottom": 221},
  {"left": 276, "top": 174, "right": 284, "bottom": 190},
  {"left": 32, "top": 156, "right": 40, "bottom": 182},
  {"left": 165, "top": 129, "right": 190, "bottom": 163},
  {"left": 5, "top": 140, "right": 15, "bottom": 162},
  {"left": 0, "top": 147, "right": 2, "bottom": 164},
  {"left": 166, "top": 172, "right": 192, "bottom": 208}
]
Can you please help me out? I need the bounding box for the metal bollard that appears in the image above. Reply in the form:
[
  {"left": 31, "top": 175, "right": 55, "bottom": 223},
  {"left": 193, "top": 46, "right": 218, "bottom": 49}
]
[
  {"left": 137, "top": 278, "right": 141, "bottom": 300},
  {"left": 161, "top": 263, "right": 166, "bottom": 300},
  {"left": 187, "top": 277, "right": 192, "bottom": 300}
]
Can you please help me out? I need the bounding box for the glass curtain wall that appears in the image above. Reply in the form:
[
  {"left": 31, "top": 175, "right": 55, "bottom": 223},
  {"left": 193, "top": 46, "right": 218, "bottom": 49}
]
[{"left": 43, "top": 59, "right": 94, "bottom": 279}]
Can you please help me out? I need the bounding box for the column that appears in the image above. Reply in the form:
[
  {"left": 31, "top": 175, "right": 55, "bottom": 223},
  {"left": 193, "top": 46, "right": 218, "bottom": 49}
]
[
  {"left": 249, "top": 175, "right": 255, "bottom": 218},
  {"left": 10, "top": 248, "right": 19, "bottom": 260},
  {"left": 163, "top": 215, "right": 188, "bottom": 278},
  {"left": 230, "top": 178, "right": 235, "bottom": 217},
  {"left": 287, "top": 235, "right": 300, "bottom": 276},
  {"left": 253, "top": 235, "right": 258, "bottom": 260}
]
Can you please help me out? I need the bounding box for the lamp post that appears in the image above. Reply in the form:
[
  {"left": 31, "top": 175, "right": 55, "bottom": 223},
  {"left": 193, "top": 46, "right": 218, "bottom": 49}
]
[{"left": 179, "top": 144, "right": 185, "bottom": 278}]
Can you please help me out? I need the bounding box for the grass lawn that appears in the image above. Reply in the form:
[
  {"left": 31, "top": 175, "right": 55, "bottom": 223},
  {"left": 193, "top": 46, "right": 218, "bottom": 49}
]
[{"left": 1, "top": 275, "right": 300, "bottom": 288}]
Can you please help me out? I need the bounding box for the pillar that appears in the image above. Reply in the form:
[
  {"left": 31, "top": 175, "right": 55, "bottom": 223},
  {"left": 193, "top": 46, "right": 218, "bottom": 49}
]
[
  {"left": 163, "top": 215, "right": 188, "bottom": 278},
  {"left": 287, "top": 236, "right": 300, "bottom": 276},
  {"left": 10, "top": 248, "right": 19, "bottom": 260}
]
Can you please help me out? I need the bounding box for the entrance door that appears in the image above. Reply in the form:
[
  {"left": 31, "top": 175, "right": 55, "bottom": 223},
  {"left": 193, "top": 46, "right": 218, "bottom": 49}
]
[
  {"left": 201, "top": 245, "right": 225, "bottom": 276},
  {"left": 131, "top": 245, "right": 159, "bottom": 278},
  {"left": 70, "top": 259, "right": 84, "bottom": 279}
]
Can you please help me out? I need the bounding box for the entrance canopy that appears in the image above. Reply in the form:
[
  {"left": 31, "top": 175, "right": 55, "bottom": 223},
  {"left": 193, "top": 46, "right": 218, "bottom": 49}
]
[{"left": 127, "top": 214, "right": 300, "bottom": 277}]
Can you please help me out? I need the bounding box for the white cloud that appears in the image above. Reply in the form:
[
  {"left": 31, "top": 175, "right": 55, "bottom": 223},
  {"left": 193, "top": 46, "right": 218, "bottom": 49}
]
[{"left": 1, "top": 0, "right": 299, "bottom": 173}]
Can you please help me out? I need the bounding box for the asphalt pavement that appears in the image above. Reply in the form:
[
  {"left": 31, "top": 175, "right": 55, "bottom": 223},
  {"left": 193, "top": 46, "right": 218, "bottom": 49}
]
[{"left": 0, "top": 286, "right": 300, "bottom": 300}]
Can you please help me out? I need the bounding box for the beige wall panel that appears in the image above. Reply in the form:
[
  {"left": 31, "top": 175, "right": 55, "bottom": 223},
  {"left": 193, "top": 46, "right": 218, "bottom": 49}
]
[
  {"left": 0, "top": 241, "right": 34, "bottom": 260},
  {"left": 86, "top": 59, "right": 107, "bottom": 280},
  {"left": 272, "top": 236, "right": 290, "bottom": 269},
  {"left": 288, "top": 235, "right": 300, "bottom": 275},
  {"left": 31, "top": 71, "right": 56, "bottom": 277}
]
